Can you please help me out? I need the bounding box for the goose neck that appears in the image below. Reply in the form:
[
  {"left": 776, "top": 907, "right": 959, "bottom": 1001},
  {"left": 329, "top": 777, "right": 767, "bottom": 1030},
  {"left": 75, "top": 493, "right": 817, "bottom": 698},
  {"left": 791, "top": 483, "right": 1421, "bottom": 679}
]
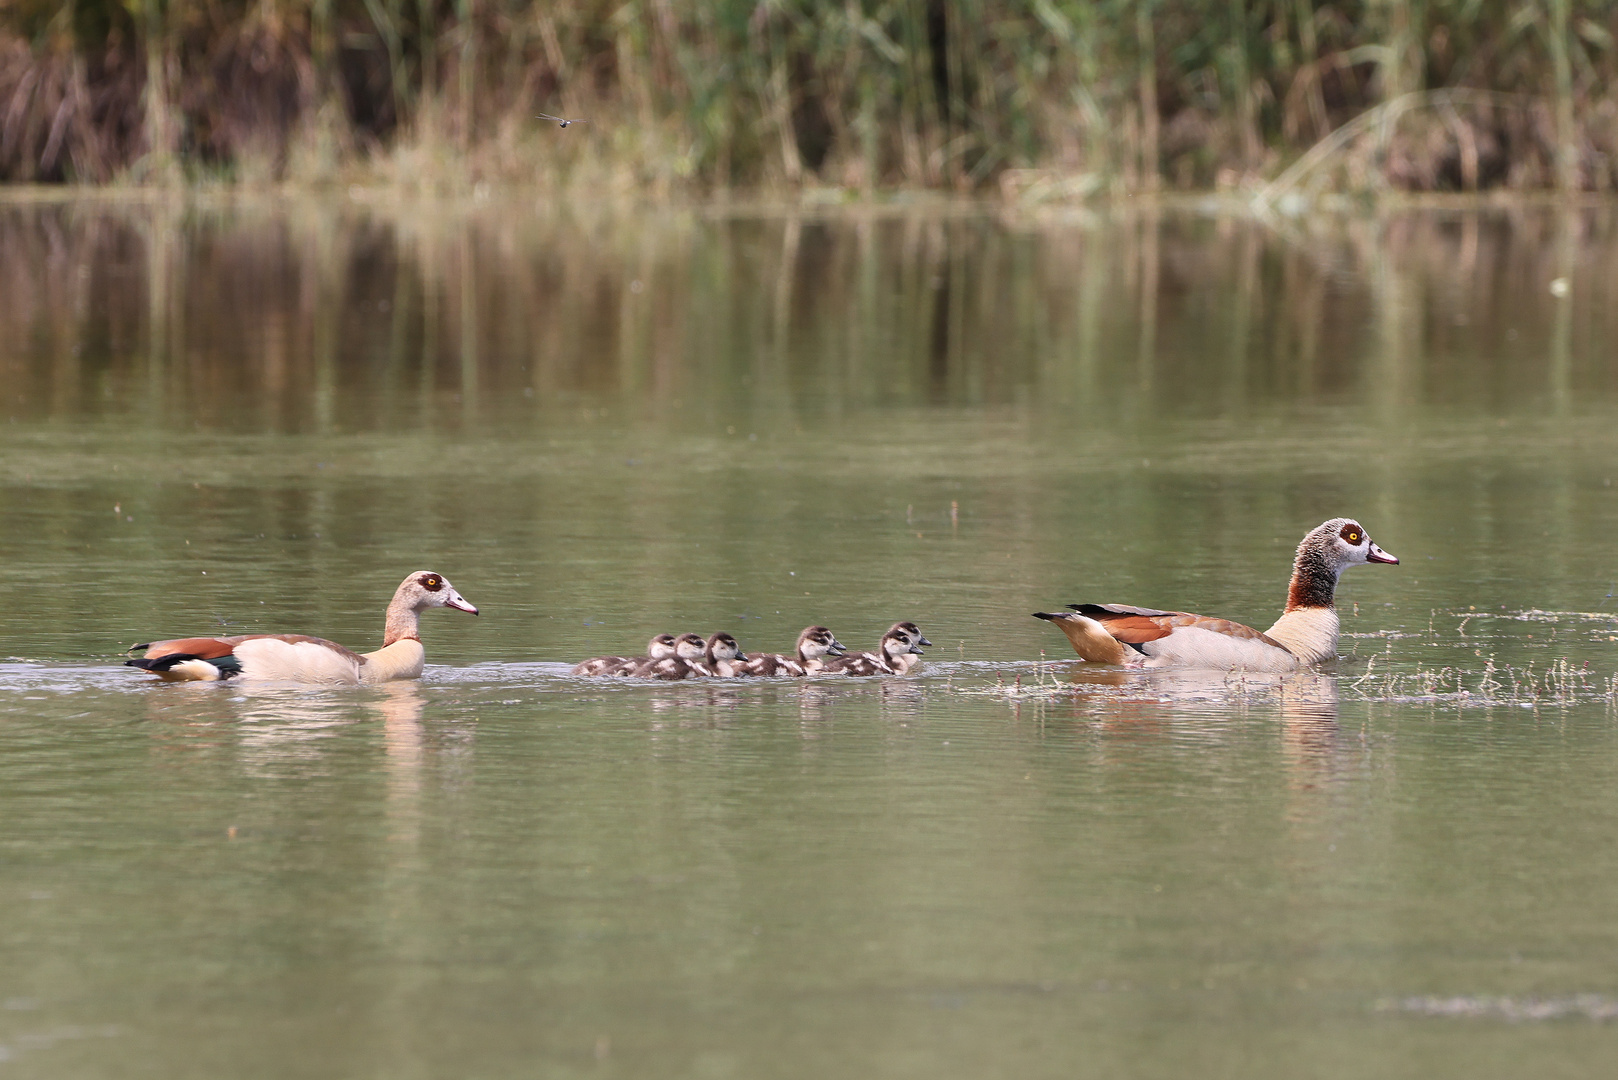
[
  {"left": 383, "top": 598, "right": 422, "bottom": 647},
  {"left": 1284, "top": 545, "right": 1340, "bottom": 613}
]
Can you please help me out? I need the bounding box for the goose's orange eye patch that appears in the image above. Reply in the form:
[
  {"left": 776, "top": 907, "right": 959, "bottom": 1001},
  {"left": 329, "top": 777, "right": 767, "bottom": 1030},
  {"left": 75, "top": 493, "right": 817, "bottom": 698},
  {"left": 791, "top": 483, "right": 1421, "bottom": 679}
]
[{"left": 420, "top": 575, "right": 443, "bottom": 591}]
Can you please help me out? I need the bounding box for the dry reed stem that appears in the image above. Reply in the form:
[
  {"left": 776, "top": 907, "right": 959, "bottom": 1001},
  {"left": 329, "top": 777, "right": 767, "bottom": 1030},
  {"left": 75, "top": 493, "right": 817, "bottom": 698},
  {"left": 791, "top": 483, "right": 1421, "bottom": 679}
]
[{"left": 2, "top": 3, "right": 1617, "bottom": 192}]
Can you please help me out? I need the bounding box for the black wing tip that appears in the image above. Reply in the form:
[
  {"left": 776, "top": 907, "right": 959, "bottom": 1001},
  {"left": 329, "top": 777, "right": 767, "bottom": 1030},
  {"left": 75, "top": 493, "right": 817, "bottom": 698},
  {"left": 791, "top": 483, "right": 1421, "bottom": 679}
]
[{"left": 1032, "top": 611, "right": 1062, "bottom": 621}]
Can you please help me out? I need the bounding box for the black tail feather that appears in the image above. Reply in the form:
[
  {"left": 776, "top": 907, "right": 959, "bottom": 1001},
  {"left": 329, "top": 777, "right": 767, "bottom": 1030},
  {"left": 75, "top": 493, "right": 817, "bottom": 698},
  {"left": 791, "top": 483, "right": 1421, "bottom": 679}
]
[
  {"left": 125, "top": 653, "right": 242, "bottom": 678},
  {"left": 126, "top": 653, "right": 201, "bottom": 672}
]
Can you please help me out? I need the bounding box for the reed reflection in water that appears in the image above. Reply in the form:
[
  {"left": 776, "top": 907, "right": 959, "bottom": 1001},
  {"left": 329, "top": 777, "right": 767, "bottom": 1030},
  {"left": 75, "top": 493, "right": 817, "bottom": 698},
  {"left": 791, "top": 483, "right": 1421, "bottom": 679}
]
[{"left": 6, "top": 200, "right": 1618, "bottom": 433}]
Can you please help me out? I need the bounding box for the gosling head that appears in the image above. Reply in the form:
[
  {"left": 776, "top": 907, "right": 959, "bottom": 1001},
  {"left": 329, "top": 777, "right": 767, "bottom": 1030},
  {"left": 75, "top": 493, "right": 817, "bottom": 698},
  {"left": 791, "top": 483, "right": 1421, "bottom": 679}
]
[
  {"left": 879, "top": 626, "right": 918, "bottom": 659},
  {"left": 705, "top": 632, "right": 743, "bottom": 663},
  {"left": 796, "top": 626, "right": 846, "bottom": 661},
  {"left": 887, "top": 621, "right": 932, "bottom": 654},
  {"left": 672, "top": 633, "right": 708, "bottom": 662}
]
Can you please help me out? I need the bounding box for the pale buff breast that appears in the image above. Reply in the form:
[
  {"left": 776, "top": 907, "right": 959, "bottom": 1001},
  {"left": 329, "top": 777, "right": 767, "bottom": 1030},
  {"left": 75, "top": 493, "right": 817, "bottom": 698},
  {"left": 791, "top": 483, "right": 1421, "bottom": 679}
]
[
  {"left": 360, "top": 639, "right": 427, "bottom": 683},
  {"left": 1262, "top": 608, "right": 1341, "bottom": 668}
]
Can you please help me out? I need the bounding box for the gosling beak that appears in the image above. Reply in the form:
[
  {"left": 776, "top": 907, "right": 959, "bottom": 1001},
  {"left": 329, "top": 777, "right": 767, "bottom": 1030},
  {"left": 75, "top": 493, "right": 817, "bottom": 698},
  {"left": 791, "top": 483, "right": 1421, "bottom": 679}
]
[
  {"left": 827, "top": 637, "right": 847, "bottom": 655},
  {"left": 1367, "top": 543, "right": 1399, "bottom": 565}
]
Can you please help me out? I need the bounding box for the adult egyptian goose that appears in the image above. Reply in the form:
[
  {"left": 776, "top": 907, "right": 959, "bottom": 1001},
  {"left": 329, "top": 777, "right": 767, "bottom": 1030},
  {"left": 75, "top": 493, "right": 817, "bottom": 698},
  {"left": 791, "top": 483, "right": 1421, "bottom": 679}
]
[
  {"left": 738, "top": 626, "right": 846, "bottom": 677},
  {"left": 630, "top": 632, "right": 710, "bottom": 680},
  {"left": 1033, "top": 518, "right": 1398, "bottom": 671},
  {"left": 127, "top": 571, "right": 478, "bottom": 684},
  {"left": 573, "top": 633, "right": 676, "bottom": 677},
  {"left": 824, "top": 621, "right": 932, "bottom": 676}
]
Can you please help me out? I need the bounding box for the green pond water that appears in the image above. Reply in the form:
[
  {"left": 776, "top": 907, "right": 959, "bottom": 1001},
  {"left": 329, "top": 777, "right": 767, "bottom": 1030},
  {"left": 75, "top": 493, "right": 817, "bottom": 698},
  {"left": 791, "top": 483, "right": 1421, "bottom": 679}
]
[{"left": 3, "top": 195, "right": 1618, "bottom": 1077}]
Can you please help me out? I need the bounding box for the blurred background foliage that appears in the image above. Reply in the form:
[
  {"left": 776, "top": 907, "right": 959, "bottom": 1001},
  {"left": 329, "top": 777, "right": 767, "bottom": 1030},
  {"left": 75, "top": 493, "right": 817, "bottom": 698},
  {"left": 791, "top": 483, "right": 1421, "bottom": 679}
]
[{"left": 2, "top": 0, "right": 1618, "bottom": 192}]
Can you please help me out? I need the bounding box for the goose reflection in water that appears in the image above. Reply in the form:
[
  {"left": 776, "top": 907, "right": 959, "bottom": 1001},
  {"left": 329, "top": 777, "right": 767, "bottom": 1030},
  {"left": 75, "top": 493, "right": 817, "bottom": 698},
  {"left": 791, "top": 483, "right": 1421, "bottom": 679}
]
[
  {"left": 230, "top": 680, "right": 427, "bottom": 728},
  {"left": 376, "top": 682, "right": 427, "bottom": 850},
  {"left": 141, "top": 680, "right": 430, "bottom": 770},
  {"left": 643, "top": 684, "right": 751, "bottom": 732},
  {"left": 782, "top": 678, "right": 926, "bottom": 736},
  {"left": 377, "top": 681, "right": 426, "bottom": 765},
  {"left": 1047, "top": 663, "right": 1345, "bottom": 787}
]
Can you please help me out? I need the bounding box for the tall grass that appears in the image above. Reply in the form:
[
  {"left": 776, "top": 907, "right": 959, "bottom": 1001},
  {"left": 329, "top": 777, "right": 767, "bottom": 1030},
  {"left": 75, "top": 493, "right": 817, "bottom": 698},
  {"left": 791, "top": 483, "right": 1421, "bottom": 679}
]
[{"left": 4, "top": 1, "right": 1618, "bottom": 192}]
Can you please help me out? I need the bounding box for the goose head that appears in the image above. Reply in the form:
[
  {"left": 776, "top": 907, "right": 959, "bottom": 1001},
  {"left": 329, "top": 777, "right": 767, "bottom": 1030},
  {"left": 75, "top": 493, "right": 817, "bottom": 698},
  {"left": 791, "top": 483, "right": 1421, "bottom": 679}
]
[
  {"left": 646, "top": 634, "right": 678, "bottom": 660},
  {"left": 796, "top": 626, "right": 846, "bottom": 661},
  {"left": 1285, "top": 519, "right": 1398, "bottom": 612},
  {"left": 672, "top": 633, "right": 708, "bottom": 662},
  {"left": 1303, "top": 518, "right": 1399, "bottom": 574},
  {"left": 398, "top": 572, "right": 478, "bottom": 615},
  {"left": 705, "top": 632, "right": 744, "bottom": 664},
  {"left": 888, "top": 621, "right": 932, "bottom": 654},
  {"left": 879, "top": 625, "right": 922, "bottom": 660}
]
